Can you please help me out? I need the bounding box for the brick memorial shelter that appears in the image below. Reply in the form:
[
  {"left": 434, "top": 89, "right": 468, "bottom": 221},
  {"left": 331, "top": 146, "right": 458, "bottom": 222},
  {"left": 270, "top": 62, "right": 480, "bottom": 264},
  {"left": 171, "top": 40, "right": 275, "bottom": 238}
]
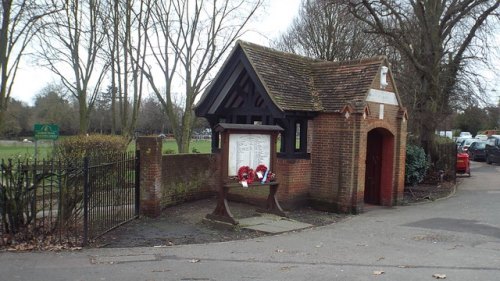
[{"left": 195, "top": 41, "right": 407, "bottom": 213}]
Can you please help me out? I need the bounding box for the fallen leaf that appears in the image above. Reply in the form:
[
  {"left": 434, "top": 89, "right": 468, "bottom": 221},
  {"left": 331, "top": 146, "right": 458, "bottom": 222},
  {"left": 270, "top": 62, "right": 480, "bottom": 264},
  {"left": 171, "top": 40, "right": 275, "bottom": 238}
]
[
  {"left": 373, "top": 270, "right": 385, "bottom": 275},
  {"left": 189, "top": 259, "right": 200, "bottom": 263},
  {"left": 275, "top": 249, "right": 284, "bottom": 253},
  {"left": 433, "top": 273, "right": 446, "bottom": 279}
]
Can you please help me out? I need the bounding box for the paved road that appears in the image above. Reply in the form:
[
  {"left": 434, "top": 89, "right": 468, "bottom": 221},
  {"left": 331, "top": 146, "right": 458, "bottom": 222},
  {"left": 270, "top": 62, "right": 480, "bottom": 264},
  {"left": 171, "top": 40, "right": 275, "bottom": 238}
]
[{"left": 1, "top": 161, "right": 499, "bottom": 281}]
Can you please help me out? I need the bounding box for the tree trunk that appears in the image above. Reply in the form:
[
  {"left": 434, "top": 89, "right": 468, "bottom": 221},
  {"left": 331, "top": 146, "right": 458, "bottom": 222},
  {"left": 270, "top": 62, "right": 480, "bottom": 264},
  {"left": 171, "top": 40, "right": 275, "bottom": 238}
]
[
  {"left": 177, "top": 111, "right": 193, "bottom": 153},
  {"left": 78, "top": 95, "right": 88, "bottom": 134}
]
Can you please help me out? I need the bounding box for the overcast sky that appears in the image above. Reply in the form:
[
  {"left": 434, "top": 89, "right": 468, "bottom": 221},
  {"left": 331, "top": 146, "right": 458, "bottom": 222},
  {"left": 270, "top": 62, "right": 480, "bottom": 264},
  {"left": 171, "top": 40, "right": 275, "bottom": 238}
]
[
  {"left": 10, "top": 0, "right": 500, "bottom": 106},
  {"left": 11, "top": 0, "right": 302, "bottom": 106}
]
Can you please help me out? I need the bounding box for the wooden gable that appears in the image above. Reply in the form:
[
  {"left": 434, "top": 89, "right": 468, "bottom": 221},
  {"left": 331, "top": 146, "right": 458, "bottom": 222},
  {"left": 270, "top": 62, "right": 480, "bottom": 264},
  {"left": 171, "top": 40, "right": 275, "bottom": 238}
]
[{"left": 195, "top": 44, "right": 284, "bottom": 126}]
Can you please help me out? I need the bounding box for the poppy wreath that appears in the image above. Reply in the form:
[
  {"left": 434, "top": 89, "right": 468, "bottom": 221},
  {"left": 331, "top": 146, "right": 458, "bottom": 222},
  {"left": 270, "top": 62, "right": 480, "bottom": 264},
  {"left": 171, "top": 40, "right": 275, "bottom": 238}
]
[
  {"left": 237, "top": 166, "right": 255, "bottom": 184},
  {"left": 254, "top": 164, "right": 268, "bottom": 180}
]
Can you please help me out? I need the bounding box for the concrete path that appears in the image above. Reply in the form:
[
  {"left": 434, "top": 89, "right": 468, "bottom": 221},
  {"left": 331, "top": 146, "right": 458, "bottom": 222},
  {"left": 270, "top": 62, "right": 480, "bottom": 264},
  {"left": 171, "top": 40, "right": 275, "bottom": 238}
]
[
  {"left": 1, "top": 161, "right": 499, "bottom": 281},
  {"left": 239, "top": 214, "right": 313, "bottom": 233}
]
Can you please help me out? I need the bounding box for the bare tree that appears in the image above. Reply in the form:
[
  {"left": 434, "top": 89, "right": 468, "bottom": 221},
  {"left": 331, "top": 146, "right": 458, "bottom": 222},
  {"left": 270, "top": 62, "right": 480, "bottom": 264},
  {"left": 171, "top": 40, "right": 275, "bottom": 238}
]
[
  {"left": 347, "top": 0, "right": 500, "bottom": 154},
  {"left": 102, "top": 0, "right": 150, "bottom": 138},
  {"left": 35, "top": 0, "right": 110, "bottom": 134},
  {"left": 0, "top": 0, "right": 59, "bottom": 131},
  {"left": 136, "top": 96, "right": 170, "bottom": 135},
  {"left": 274, "top": 0, "right": 378, "bottom": 61},
  {"left": 142, "top": 0, "right": 263, "bottom": 153},
  {"left": 33, "top": 83, "right": 78, "bottom": 134}
]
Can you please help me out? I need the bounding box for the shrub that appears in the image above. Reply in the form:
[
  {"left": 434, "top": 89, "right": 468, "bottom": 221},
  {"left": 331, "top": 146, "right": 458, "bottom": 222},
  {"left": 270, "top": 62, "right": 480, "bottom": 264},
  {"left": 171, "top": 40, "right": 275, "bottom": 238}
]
[
  {"left": 0, "top": 159, "right": 52, "bottom": 235},
  {"left": 405, "top": 144, "right": 429, "bottom": 186},
  {"left": 55, "top": 134, "right": 128, "bottom": 161},
  {"left": 54, "top": 134, "right": 128, "bottom": 225}
]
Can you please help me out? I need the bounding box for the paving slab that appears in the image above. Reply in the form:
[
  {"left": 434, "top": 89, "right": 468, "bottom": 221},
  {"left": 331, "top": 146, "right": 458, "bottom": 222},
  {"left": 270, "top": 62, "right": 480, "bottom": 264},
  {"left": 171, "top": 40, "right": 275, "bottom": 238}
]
[{"left": 238, "top": 214, "right": 312, "bottom": 233}]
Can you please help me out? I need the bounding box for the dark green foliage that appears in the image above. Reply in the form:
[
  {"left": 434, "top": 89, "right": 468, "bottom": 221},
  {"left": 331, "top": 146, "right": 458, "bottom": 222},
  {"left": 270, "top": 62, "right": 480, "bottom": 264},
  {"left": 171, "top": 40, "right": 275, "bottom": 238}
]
[
  {"left": 454, "top": 106, "right": 490, "bottom": 136},
  {"left": 405, "top": 145, "right": 429, "bottom": 186}
]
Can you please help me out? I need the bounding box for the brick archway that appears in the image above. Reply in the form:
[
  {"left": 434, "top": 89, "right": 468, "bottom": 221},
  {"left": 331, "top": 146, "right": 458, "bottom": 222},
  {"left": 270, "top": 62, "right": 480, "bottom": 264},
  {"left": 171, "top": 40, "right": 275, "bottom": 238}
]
[{"left": 364, "top": 128, "right": 395, "bottom": 206}]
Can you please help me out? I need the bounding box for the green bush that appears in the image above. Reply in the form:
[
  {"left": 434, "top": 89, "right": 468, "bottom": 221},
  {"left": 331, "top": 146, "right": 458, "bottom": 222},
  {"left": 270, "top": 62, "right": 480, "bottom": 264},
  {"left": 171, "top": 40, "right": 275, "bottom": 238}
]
[
  {"left": 55, "top": 134, "right": 128, "bottom": 161},
  {"left": 54, "top": 134, "right": 128, "bottom": 225},
  {"left": 405, "top": 144, "right": 429, "bottom": 186}
]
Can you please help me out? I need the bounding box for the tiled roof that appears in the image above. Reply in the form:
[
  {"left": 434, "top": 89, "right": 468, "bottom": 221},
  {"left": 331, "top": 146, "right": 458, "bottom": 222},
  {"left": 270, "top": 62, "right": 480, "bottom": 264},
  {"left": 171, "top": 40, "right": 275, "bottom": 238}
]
[
  {"left": 238, "top": 41, "right": 386, "bottom": 112},
  {"left": 312, "top": 59, "right": 383, "bottom": 112},
  {"left": 239, "top": 41, "right": 320, "bottom": 112}
]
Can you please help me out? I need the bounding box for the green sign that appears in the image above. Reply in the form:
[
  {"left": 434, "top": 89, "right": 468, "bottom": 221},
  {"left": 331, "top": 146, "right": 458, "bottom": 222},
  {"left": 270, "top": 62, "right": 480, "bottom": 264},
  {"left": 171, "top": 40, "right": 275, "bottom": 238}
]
[{"left": 34, "top": 124, "right": 59, "bottom": 140}]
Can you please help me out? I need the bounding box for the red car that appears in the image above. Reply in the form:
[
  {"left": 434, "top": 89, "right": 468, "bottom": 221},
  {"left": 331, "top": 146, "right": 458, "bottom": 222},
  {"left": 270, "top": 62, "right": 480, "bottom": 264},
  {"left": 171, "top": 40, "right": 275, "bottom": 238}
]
[{"left": 456, "top": 152, "right": 471, "bottom": 177}]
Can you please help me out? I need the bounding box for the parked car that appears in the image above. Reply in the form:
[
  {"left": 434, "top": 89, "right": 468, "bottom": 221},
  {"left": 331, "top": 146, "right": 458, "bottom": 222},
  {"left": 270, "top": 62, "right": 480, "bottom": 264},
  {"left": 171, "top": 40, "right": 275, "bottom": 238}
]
[
  {"left": 475, "top": 134, "right": 488, "bottom": 141},
  {"left": 458, "top": 138, "right": 477, "bottom": 153},
  {"left": 455, "top": 137, "right": 469, "bottom": 148},
  {"left": 459, "top": 132, "right": 473, "bottom": 138},
  {"left": 467, "top": 140, "right": 486, "bottom": 161},
  {"left": 485, "top": 135, "right": 500, "bottom": 164}
]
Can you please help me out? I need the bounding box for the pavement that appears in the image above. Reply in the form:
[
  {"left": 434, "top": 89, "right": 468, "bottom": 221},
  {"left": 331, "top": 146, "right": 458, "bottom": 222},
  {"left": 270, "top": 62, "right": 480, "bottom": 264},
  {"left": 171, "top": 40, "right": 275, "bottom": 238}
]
[
  {"left": 1, "top": 161, "right": 500, "bottom": 281},
  {"left": 238, "top": 214, "right": 312, "bottom": 233}
]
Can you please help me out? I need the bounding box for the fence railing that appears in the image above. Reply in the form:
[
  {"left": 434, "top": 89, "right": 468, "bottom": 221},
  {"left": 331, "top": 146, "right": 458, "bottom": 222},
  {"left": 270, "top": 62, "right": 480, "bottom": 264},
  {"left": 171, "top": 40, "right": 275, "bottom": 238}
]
[
  {"left": 83, "top": 151, "right": 140, "bottom": 244},
  {"left": 0, "top": 151, "right": 139, "bottom": 247}
]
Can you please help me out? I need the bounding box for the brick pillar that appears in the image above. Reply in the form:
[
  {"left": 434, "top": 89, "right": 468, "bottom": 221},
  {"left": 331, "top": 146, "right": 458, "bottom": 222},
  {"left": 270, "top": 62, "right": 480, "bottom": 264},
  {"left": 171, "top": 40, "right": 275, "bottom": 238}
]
[
  {"left": 394, "top": 116, "right": 408, "bottom": 205},
  {"left": 137, "top": 137, "right": 163, "bottom": 217}
]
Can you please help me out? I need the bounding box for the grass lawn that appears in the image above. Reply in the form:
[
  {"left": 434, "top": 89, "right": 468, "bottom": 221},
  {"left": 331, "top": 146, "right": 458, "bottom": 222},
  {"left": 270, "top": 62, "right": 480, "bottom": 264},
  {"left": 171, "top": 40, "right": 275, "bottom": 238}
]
[
  {"left": 0, "top": 139, "right": 212, "bottom": 160},
  {"left": 162, "top": 139, "right": 211, "bottom": 154},
  {"left": 0, "top": 142, "right": 54, "bottom": 160}
]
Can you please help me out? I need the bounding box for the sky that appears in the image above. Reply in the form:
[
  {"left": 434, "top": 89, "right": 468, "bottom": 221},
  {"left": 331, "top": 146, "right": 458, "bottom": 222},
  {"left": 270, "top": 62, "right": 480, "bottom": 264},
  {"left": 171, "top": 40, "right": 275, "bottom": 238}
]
[
  {"left": 10, "top": 0, "right": 303, "bottom": 106},
  {"left": 10, "top": 0, "right": 500, "bottom": 106}
]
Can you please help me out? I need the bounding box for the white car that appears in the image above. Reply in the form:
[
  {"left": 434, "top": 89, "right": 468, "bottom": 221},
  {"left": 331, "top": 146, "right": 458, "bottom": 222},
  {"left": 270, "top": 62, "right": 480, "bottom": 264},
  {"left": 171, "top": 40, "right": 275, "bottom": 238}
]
[
  {"left": 459, "top": 132, "right": 472, "bottom": 138},
  {"left": 459, "top": 138, "right": 477, "bottom": 152},
  {"left": 475, "top": 134, "right": 488, "bottom": 141}
]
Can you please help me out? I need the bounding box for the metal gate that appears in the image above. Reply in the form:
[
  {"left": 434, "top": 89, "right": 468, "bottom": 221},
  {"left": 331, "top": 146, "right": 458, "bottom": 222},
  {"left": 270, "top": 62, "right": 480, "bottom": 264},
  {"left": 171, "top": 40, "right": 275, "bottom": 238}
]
[{"left": 83, "top": 151, "right": 140, "bottom": 245}]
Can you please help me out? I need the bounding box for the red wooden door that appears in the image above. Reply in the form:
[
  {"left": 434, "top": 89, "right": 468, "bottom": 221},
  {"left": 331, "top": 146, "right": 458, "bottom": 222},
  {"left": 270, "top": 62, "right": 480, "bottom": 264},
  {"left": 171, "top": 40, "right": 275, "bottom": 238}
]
[{"left": 365, "top": 131, "right": 382, "bottom": 204}]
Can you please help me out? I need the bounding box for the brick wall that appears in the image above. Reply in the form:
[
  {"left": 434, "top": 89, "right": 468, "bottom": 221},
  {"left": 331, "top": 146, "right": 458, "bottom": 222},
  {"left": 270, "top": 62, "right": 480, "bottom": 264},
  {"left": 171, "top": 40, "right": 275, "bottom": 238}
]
[
  {"left": 309, "top": 112, "right": 363, "bottom": 213},
  {"left": 161, "top": 153, "right": 219, "bottom": 208},
  {"left": 227, "top": 158, "right": 311, "bottom": 209},
  {"left": 275, "top": 158, "right": 311, "bottom": 209},
  {"left": 137, "top": 137, "right": 220, "bottom": 216}
]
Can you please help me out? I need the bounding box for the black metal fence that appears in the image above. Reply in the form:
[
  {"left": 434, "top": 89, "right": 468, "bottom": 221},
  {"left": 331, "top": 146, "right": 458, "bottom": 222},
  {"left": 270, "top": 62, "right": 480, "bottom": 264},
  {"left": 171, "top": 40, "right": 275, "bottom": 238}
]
[
  {"left": 0, "top": 151, "right": 139, "bottom": 247},
  {"left": 83, "top": 151, "right": 140, "bottom": 244}
]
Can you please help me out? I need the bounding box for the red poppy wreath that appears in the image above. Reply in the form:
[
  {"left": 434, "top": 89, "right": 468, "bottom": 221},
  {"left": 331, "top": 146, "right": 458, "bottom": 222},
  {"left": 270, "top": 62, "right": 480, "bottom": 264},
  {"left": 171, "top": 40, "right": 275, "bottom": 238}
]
[
  {"left": 255, "top": 164, "right": 268, "bottom": 180},
  {"left": 237, "top": 166, "right": 255, "bottom": 185}
]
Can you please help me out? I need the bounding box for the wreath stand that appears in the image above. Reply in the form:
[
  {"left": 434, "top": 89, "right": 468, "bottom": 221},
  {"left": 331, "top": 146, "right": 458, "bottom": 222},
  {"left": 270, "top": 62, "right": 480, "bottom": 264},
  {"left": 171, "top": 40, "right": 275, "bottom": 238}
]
[{"left": 205, "top": 123, "right": 284, "bottom": 225}]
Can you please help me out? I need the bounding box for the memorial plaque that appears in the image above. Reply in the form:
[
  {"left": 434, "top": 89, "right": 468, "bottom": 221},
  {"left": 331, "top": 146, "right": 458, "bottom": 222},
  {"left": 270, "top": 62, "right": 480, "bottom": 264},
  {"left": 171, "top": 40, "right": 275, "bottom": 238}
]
[{"left": 228, "top": 133, "right": 270, "bottom": 176}]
